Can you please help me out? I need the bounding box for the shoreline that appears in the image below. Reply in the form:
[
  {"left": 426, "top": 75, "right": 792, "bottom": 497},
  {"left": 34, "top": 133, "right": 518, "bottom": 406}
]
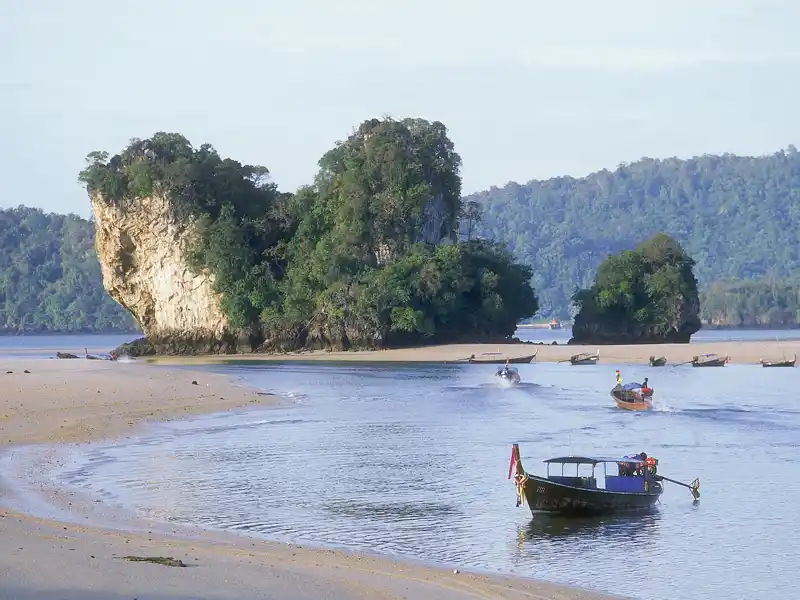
[
  {"left": 141, "top": 339, "right": 800, "bottom": 366},
  {"left": 0, "top": 357, "right": 618, "bottom": 600}
]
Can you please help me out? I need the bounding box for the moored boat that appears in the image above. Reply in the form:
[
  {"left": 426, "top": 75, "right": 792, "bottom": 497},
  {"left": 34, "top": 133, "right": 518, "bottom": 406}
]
[
  {"left": 760, "top": 354, "right": 796, "bottom": 367},
  {"left": 691, "top": 353, "right": 728, "bottom": 367},
  {"left": 508, "top": 444, "right": 699, "bottom": 517},
  {"left": 565, "top": 350, "right": 599, "bottom": 365},
  {"left": 84, "top": 347, "right": 117, "bottom": 361},
  {"left": 450, "top": 351, "right": 538, "bottom": 364},
  {"left": 649, "top": 355, "right": 667, "bottom": 367}
]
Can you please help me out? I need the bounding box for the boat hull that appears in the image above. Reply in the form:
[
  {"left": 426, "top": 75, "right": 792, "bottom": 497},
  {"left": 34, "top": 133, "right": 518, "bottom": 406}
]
[
  {"left": 761, "top": 359, "right": 796, "bottom": 367},
  {"left": 522, "top": 475, "right": 662, "bottom": 516},
  {"left": 611, "top": 387, "right": 653, "bottom": 411},
  {"left": 570, "top": 356, "right": 599, "bottom": 365}
]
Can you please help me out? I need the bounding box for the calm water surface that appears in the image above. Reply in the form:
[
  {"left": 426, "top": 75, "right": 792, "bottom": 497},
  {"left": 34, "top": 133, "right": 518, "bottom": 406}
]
[{"left": 51, "top": 359, "right": 800, "bottom": 600}]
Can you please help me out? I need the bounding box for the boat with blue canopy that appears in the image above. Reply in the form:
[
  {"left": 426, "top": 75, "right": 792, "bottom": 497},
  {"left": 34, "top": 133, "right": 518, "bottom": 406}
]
[
  {"left": 611, "top": 380, "right": 653, "bottom": 411},
  {"left": 508, "top": 444, "right": 699, "bottom": 516}
]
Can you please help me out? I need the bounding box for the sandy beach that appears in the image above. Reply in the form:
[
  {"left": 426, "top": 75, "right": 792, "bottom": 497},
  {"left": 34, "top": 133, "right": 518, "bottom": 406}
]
[
  {"left": 0, "top": 358, "right": 617, "bottom": 600},
  {"left": 144, "top": 339, "right": 800, "bottom": 366}
]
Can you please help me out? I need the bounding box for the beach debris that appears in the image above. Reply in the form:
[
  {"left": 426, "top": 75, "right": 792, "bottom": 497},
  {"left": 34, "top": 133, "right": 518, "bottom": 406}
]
[{"left": 121, "top": 555, "right": 187, "bottom": 567}]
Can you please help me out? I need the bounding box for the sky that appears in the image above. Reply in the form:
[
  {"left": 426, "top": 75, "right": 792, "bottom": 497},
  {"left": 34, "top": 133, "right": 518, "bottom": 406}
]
[{"left": 3, "top": 0, "right": 800, "bottom": 217}]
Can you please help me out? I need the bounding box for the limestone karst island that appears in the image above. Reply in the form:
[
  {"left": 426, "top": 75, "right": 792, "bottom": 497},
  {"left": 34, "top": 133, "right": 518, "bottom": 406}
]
[{"left": 80, "top": 118, "right": 541, "bottom": 355}]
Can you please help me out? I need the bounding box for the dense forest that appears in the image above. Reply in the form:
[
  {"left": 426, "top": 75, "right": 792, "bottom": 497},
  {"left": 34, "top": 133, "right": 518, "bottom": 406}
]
[
  {"left": 700, "top": 278, "right": 800, "bottom": 328},
  {"left": 469, "top": 147, "right": 800, "bottom": 322},
  {"left": 0, "top": 206, "right": 137, "bottom": 334},
  {"left": 78, "top": 119, "right": 538, "bottom": 351}
]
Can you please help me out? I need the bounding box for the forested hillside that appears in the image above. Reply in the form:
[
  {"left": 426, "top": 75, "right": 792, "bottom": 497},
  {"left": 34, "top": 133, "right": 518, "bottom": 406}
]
[
  {"left": 700, "top": 278, "right": 800, "bottom": 328},
  {"left": 0, "top": 206, "right": 137, "bottom": 334},
  {"left": 469, "top": 147, "right": 800, "bottom": 318}
]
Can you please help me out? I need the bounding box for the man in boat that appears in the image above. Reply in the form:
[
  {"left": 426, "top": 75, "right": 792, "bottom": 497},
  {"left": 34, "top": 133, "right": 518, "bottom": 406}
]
[{"left": 618, "top": 452, "right": 648, "bottom": 476}]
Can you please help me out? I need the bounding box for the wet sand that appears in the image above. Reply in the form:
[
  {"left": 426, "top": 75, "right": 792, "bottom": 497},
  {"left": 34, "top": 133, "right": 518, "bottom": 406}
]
[
  {"left": 0, "top": 358, "right": 617, "bottom": 600},
  {"left": 146, "top": 339, "right": 800, "bottom": 366}
]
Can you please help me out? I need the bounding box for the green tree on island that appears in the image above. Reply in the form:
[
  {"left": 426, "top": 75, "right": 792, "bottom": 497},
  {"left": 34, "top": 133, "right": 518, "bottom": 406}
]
[
  {"left": 570, "top": 234, "right": 701, "bottom": 344},
  {"left": 78, "top": 117, "right": 539, "bottom": 353}
]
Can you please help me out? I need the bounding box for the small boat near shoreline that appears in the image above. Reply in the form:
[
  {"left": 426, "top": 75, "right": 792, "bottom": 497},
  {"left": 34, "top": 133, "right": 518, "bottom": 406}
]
[
  {"left": 760, "top": 354, "right": 796, "bottom": 367},
  {"left": 449, "top": 351, "right": 538, "bottom": 364},
  {"left": 561, "top": 350, "right": 599, "bottom": 365},
  {"left": 508, "top": 444, "right": 699, "bottom": 517},
  {"left": 691, "top": 353, "right": 728, "bottom": 367}
]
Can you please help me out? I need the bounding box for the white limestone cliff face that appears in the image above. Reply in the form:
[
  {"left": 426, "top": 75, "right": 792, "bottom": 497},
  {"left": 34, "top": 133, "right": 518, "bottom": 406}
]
[{"left": 90, "top": 193, "right": 230, "bottom": 343}]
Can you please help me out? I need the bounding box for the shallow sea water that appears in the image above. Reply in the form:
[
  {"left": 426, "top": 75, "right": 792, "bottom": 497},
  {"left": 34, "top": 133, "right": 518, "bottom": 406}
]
[{"left": 48, "top": 359, "right": 800, "bottom": 600}]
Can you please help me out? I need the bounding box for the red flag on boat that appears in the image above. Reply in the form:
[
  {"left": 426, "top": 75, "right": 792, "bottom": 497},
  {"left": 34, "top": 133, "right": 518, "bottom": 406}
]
[{"left": 508, "top": 444, "right": 519, "bottom": 479}]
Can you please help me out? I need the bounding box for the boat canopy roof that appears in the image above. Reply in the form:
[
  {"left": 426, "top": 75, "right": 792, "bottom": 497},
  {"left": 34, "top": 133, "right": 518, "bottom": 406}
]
[{"left": 544, "top": 455, "right": 645, "bottom": 465}]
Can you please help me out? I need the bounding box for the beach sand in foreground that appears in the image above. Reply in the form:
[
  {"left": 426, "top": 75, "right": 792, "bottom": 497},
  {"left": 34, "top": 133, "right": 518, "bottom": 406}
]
[
  {"left": 147, "top": 339, "right": 800, "bottom": 366},
  {"left": 0, "top": 358, "right": 617, "bottom": 600}
]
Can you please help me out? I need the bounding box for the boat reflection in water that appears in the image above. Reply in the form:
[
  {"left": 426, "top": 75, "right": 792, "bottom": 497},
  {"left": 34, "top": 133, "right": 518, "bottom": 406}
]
[{"left": 512, "top": 511, "right": 662, "bottom": 556}]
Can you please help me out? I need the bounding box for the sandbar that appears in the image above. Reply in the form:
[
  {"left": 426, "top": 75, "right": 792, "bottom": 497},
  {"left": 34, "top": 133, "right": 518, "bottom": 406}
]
[
  {"left": 0, "top": 358, "right": 617, "bottom": 600},
  {"left": 145, "top": 339, "right": 800, "bottom": 366}
]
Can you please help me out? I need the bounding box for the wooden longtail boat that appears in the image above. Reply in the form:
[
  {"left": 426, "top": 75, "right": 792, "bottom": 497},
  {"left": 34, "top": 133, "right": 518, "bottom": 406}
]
[
  {"left": 691, "top": 353, "right": 728, "bottom": 367},
  {"left": 450, "top": 351, "right": 538, "bottom": 364},
  {"left": 610, "top": 382, "right": 654, "bottom": 411},
  {"left": 565, "top": 350, "right": 599, "bottom": 365},
  {"left": 760, "top": 354, "right": 796, "bottom": 367},
  {"left": 508, "top": 444, "right": 699, "bottom": 517},
  {"left": 648, "top": 355, "right": 667, "bottom": 367}
]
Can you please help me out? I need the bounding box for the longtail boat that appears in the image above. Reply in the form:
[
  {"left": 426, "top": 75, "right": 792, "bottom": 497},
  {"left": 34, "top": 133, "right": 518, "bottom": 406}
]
[
  {"left": 508, "top": 444, "right": 699, "bottom": 517},
  {"left": 691, "top": 353, "right": 728, "bottom": 367},
  {"left": 449, "top": 351, "right": 538, "bottom": 364},
  {"left": 564, "top": 350, "right": 599, "bottom": 365},
  {"left": 611, "top": 382, "right": 653, "bottom": 411},
  {"left": 760, "top": 354, "right": 796, "bottom": 367},
  {"left": 495, "top": 365, "right": 521, "bottom": 384},
  {"left": 648, "top": 355, "right": 667, "bottom": 367}
]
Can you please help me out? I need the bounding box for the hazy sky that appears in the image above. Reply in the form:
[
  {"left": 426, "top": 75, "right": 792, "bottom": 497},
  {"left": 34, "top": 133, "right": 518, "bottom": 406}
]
[{"left": 3, "top": 0, "right": 799, "bottom": 217}]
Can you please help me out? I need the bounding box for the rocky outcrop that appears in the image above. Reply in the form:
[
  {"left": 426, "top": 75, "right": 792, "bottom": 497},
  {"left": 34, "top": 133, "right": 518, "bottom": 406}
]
[
  {"left": 90, "top": 193, "right": 247, "bottom": 354},
  {"left": 569, "top": 294, "right": 701, "bottom": 345}
]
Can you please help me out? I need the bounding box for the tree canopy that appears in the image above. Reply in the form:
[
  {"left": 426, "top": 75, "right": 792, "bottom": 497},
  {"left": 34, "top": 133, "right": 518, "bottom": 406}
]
[
  {"left": 0, "top": 206, "right": 137, "bottom": 334},
  {"left": 469, "top": 148, "right": 800, "bottom": 320},
  {"left": 570, "top": 234, "right": 701, "bottom": 343},
  {"left": 77, "top": 118, "right": 539, "bottom": 350}
]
